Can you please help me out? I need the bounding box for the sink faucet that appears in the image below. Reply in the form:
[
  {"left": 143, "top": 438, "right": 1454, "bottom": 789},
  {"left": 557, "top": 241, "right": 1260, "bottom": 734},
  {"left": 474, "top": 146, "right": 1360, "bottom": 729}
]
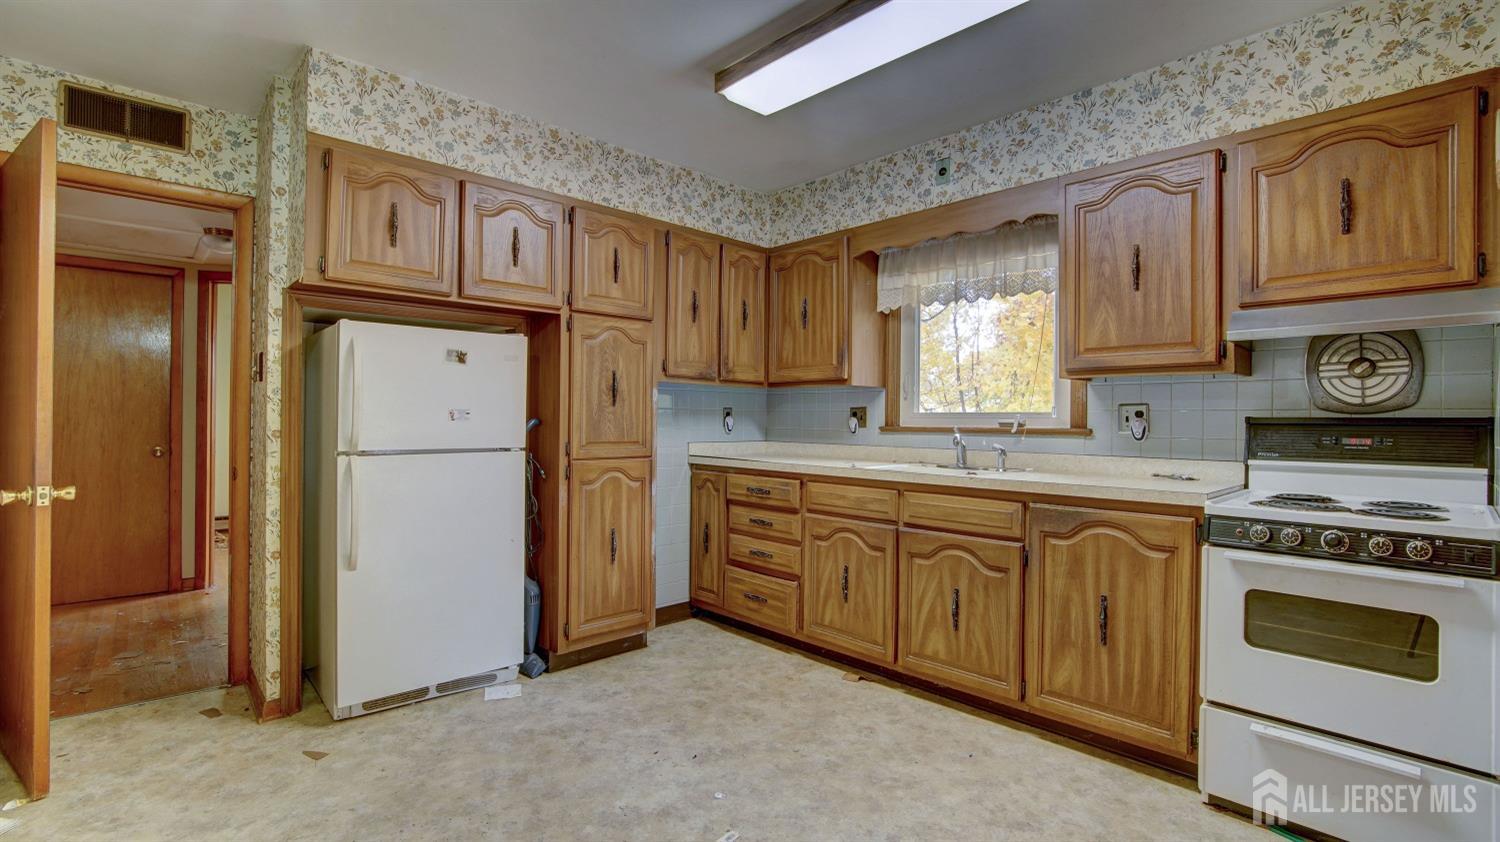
[
  {"left": 951, "top": 427, "right": 968, "bottom": 468},
  {"left": 992, "top": 443, "right": 1008, "bottom": 472}
]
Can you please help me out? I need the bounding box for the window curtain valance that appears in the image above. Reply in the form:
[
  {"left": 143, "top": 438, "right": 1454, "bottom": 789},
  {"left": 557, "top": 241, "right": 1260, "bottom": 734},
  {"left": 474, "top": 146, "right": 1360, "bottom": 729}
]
[{"left": 876, "top": 215, "right": 1059, "bottom": 313}]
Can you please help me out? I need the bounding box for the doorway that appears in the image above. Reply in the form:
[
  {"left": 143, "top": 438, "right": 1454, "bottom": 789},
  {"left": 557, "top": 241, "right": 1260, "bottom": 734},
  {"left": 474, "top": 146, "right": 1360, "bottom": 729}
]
[{"left": 47, "top": 189, "right": 235, "bottom": 718}]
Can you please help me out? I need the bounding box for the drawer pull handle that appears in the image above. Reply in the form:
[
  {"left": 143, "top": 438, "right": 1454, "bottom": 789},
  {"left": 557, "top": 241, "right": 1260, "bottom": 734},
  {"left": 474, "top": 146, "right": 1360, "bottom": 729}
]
[
  {"left": 510, "top": 226, "right": 520, "bottom": 267},
  {"left": 800, "top": 297, "right": 809, "bottom": 329},
  {"left": 701, "top": 523, "right": 710, "bottom": 555},
  {"left": 1339, "top": 177, "right": 1353, "bottom": 235},
  {"left": 748, "top": 549, "right": 774, "bottom": 560},
  {"left": 951, "top": 587, "right": 960, "bottom": 631},
  {"left": 741, "top": 299, "right": 749, "bottom": 330},
  {"left": 613, "top": 247, "right": 621, "bottom": 283},
  {"left": 744, "top": 592, "right": 768, "bottom": 604},
  {"left": 609, "top": 527, "right": 617, "bottom": 565},
  {"left": 748, "top": 516, "right": 774, "bottom": 528},
  {"left": 610, "top": 370, "right": 618, "bottom": 406},
  {"left": 1249, "top": 722, "right": 1423, "bottom": 779},
  {"left": 1129, "top": 244, "right": 1140, "bottom": 291},
  {"left": 746, "top": 486, "right": 772, "bottom": 496},
  {"left": 1098, "top": 594, "right": 1109, "bottom": 645},
  {"left": 388, "top": 202, "right": 399, "bottom": 247},
  {"left": 691, "top": 289, "right": 699, "bottom": 323},
  {"left": 841, "top": 565, "right": 849, "bottom": 603}
]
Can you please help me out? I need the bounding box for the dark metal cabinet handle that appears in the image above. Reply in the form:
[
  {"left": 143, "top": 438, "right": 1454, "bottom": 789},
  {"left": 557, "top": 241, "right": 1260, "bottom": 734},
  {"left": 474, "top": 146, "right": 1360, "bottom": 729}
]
[
  {"left": 1099, "top": 594, "right": 1109, "bottom": 645},
  {"left": 744, "top": 592, "right": 768, "bottom": 604},
  {"left": 1339, "top": 177, "right": 1353, "bottom": 235},
  {"left": 388, "top": 202, "right": 399, "bottom": 247},
  {"left": 612, "top": 247, "right": 621, "bottom": 283},
  {"left": 745, "top": 486, "right": 772, "bottom": 497},
  {"left": 610, "top": 370, "right": 618, "bottom": 406},
  {"left": 741, "top": 299, "right": 749, "bottom": 330},
  {"left": 841, "top": 565, "right": 849, "bottom": 603},
  {"left": 1130, "top": 244, "right": 1140, "bottom": 291},
  {"left": 609, "top": 528, "right": 618, "bottom": 565},
  {"left": 691, "top": 289, "right": 699, "bottom": 323},
  {"left": 800, "top": 297, "right": 809, "bottom": 329},
  {"left": 748, "top": 548, "right": 773, "bottom": 560},
  {"left": 748, "top": 516, "right": 774, "bottom": 528},
  {"left": 701, "top": 523, "right": 710, "bottom": 555},
  {"left": 951, "top": 588, "right": 960, "bottom": 631},
  {"left": 510, "top": 226, "right": 520, "bottom": 267}
]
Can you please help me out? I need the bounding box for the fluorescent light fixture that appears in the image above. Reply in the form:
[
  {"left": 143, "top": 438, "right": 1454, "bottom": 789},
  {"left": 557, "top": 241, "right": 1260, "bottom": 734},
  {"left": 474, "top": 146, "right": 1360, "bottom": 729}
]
[{"left": 717, "top": 0, "right": 1029, "bottom": 116}]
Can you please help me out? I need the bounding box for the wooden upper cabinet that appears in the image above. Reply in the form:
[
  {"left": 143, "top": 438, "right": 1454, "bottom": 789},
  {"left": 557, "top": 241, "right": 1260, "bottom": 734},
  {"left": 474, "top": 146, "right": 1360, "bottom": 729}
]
[
  {"left": 898, "top": 529, "right": 1023, "bottom": 702},
  {"left": 663, "top": 230, "right": 721, "bottom": 379},
  {"left": 567, "top": 459, "right": 652, "bottom": 645},
  {"left": 572, "top": 207, "right": 654, "bottom": 319},
  {"left": 1025, "top": 505, "right": 1197, "bottom": 756},
  {"left": 802, "top": 515, "right": 897, "bottom": 663},
  {"left": 460, "top": 183, "right": 565, "bottom": 308},
  {"left": 690, "top": 471, "right": 726, "bottom": 607},
  {"left": 324, "top": 148, "right": 459, "bottom": 295},
  {"left": 1237, "top": 87, "right": 1481, "bottom": 305},
  {"left": 769, "top": 237, "right": 848, "bottom": 383},
  {"left": 720, "top": 245, "right": 767, "bottom": 383},
  {"left": 1062, "top": 150, "right": 1223, "bottom": 375},
  {"left": 570, "top": 313, "right": 654, "bottom": 460}
]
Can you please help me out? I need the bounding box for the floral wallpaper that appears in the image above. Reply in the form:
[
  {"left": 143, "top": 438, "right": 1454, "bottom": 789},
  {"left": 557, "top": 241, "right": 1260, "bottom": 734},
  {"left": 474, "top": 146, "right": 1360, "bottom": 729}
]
[
  {"left": 767, "top": 0, "right": 1499, "bottom": 243},
  {"left": 304, "top": 48, "right": 771, "bottom": 245},
  {"left": 0, "top": 53, "right": 256, "bottom": 196}
]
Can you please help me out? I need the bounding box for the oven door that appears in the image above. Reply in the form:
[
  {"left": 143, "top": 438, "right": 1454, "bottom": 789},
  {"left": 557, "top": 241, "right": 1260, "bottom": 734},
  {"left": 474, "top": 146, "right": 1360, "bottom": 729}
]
[{"left": 1204, "top": 546, "right": 1500, "bottom": 774}]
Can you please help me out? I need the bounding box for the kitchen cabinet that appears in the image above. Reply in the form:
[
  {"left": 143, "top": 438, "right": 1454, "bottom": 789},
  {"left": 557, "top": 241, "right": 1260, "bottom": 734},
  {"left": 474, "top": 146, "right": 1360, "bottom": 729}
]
[
  {"left": 689, "top": 471, "right": 725, "bottom": 607},
  {"left": 725, "top": 473, "right": 801, "bottom": 511},
  {"left": 769, "top": 237, "right": 848, "bottom": 383},
  {"left": 570, "top": 313, "right": 653, "bottom": 459},
  {"left": 323, "top": 147, "right": 458, "bottom": 296},
  {"left": 802, "top": 515, "right": 897, "bottom": 662},
  {"left": 663, "top": 230, "right": 721, "bottom": 379},
  {"left": 567, "top": 459, "right": 653, "bottom": 645},
  {"left": 898, "top": 528, "right": 1024, "bottom": 701},
  {"left": 721, "top": 566, "right": 799, "bottom": 635},
  {"left": 1061, "top": 150, "right": 1227, "bottom": 375},
  {"left": 460, "top": 183, "right": 565, "bottom": 308},
  {"left": 571, "top": 207, "right": 654, "bottom": 319},
  {"left": 1025, "top": 504, "right": 1197, "bottom": 755},
  {"left": 719, "top": 245, "right": 768, "bottom": 383},
  {"left": 1236, "top": 86, "right": 1481, "bottom": 306}
]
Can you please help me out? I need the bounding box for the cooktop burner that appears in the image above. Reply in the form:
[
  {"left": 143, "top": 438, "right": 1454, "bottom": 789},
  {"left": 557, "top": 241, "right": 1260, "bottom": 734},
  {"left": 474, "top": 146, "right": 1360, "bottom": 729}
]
[
  {"left": 1267, "top": 493, "right": 1340, "bottom": 503},
  {"left": 1251, "top": 498, "right": 1353, "bottom": 512},
  {"left": 1354, "top": 507, "right": 1450, "bottom": 521},
  {"left": 1368, "top": 500, "right": 1449, "bottom": 512}
]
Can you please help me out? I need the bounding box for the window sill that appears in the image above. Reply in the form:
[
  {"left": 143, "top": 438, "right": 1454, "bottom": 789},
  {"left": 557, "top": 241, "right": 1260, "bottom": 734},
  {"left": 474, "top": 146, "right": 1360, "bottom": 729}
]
[{"left": 878, "top": 424, "right": 1094, "bottom": 437}]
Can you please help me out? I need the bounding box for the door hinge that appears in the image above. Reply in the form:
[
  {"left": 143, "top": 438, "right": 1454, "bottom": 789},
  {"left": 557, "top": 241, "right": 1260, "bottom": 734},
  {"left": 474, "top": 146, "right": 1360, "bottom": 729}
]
[
  {"left": 567, "top": 207, "right": 575, "bottom": 224},
  {"left": 1218, "top": 340, "right": 1228, "bottom": 359},
  {"left": 1197, "top": 521, "right": 1209, "bottom": 544},
  {"left": 252, "top": 351, "right": 265, "bottom": 383},
  {"left": 1019, "top": 679, "right": 1026, "bottom": 699},
  {"left": 566, "top": 290, "right": 572, "bottom": 306},
  {"left": 1218, "top": 150, "right": 1227, "bottom": 172},
  {"left": 661, "top": 359, "right": 668, "bottom": 374},
  {"left": 317, "top": 256, "right": 326, "bottom": 274},
  {"left": 1022, "top": 547, "right": 1029, "bottom": 568},
  {"left": 566, "top": 315, "right": 572, "bottom": 332},
  {"left": 665, "top": 231, "right": 672, "bottom": 246},
  {"left": 563, "top": 622, "right": 570, "bottom": 640},
  {"left": 1481, "top": 90, "right": 1490, "bottom": 116},
  {"left": 321, "top": 149, "right": 330, "bottom": 169},
  {"left": 564, "top": 462, "right": 571, "bottom": 480},
  {"left": 1190, "top": 729, "right": 1199, "bottom": 751},
  {"left": 564, "top": 441, "right": 571, "bottom": 457},
  {"left": 1480, "top": 252, "right": 1488, "bottom": 278}
]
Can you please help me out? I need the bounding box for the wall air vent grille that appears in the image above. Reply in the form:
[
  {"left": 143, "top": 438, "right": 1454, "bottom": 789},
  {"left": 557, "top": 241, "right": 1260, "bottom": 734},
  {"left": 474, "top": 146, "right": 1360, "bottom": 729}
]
[{"left": 59, "top": 83, "right": 190, "bottom": 152}]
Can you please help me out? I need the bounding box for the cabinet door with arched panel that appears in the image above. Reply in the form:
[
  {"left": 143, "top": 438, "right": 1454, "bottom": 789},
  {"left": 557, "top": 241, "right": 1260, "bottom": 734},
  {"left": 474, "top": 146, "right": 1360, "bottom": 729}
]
[
  {"left": 324, "top": 148, "right": 458, "bottom": 296},
  {"left": 803, "top": 515, "right": 896, "bottom": 662},
  {"left": 570, "top": 313, "right": 653, "bottom": 459},
  {"left": 460, "top": 183, "right": 565, "bottom": 308},
  {"left": 572, "top": 207, "right": 654, "bottom": 319}
]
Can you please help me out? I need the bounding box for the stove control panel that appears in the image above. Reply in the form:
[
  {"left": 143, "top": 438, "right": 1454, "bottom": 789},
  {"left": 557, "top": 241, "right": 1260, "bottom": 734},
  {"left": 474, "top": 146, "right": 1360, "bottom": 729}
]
[{"left": 1207, "top": 516, "right": 1498, "bottom": 578}]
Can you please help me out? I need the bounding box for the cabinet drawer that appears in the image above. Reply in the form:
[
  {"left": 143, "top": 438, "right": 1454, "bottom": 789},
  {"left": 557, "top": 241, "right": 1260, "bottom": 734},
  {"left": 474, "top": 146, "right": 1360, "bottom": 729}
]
[
  {"left": 722, "top": 567, "right": 799, "bottom": 635},
  {"left": 901, "top": 492, "right": 1024, "bottom": 540},
  {"left": 728, "top": 532, "right": 801, "bottom": 578},
  {"left": 728, "top": 504, "right": 801, "bottom": 543},
  {"left": 806, "top": 481, "right": 898, "bottom": 521},
  {"left": 726, "top": 474, "right": 801, "bottom": 510}
]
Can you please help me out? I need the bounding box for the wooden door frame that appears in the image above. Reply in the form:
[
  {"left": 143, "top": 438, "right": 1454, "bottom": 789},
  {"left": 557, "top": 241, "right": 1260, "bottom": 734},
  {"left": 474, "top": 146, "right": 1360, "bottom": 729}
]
[
  {"left": 197, "top": 270, "right": 232, "bottom": 590},
  {"left": 53, "top": 254, "right": 185, "bottom": 601},
  {"left": 0, "top": 153, "right": 256, "bottom": 689}
]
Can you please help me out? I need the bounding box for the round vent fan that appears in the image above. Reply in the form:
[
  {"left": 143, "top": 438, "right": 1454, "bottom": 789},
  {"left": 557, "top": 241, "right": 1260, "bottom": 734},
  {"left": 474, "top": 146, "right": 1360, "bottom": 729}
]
[{"left": 1305, "top": 331, "right": 1424, "bottom": 414}]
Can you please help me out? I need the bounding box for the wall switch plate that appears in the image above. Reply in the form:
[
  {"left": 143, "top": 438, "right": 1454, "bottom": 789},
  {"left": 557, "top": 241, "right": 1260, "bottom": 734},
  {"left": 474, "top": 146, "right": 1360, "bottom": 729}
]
[
  {"left": 1118, "top": 403, "right": 1150, "bottom": 433},
  {"left": 932, "top": 157, "right": 953, "bottom": 185},
  {"left": 849, "top": 406, "right": 868, "bottom": 428}
]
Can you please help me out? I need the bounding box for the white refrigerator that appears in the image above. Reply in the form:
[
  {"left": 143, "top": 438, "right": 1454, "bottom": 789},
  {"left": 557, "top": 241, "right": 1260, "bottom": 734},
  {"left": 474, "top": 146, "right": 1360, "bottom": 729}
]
[{"left": 303, "top": 319, "right": 527, "bottom": 719}]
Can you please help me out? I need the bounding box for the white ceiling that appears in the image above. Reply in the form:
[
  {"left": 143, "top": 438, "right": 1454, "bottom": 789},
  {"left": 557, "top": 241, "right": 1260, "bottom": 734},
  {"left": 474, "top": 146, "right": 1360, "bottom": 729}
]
[
  {"left": 57, "top": 186, "right": 235, "bottom": 265},
  {"left": 0, "top": 0, "right": 1346, "bottom": 190}
]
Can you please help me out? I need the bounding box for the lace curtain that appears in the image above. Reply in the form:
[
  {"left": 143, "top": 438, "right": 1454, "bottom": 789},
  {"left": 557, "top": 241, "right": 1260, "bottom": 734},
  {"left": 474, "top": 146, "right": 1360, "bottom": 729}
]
[{"left": 876, "top": 215, "right": 1059, "bottom": 313}]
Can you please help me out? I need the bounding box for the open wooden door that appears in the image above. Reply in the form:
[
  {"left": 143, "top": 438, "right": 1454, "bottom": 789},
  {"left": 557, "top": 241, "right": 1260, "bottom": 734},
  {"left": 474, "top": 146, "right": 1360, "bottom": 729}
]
[{"left": 0, "top": 118, "right": 58, "bottom": 799}]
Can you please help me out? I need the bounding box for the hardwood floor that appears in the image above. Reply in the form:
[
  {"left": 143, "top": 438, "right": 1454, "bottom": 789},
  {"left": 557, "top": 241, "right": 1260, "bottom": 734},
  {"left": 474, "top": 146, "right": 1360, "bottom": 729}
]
[{"left": 49, "top": 541, "right": 228, "bottom": 718}]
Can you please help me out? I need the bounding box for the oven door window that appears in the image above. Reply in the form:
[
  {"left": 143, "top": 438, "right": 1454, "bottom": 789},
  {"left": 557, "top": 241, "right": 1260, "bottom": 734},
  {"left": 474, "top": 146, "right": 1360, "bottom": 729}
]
[{"left": 1244, "top": 590, "right": 1439, "bottom": 682}]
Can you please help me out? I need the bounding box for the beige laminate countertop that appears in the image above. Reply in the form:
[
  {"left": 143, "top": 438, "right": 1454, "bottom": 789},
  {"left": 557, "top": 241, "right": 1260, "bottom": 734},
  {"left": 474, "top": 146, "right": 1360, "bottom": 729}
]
[{"left": 687, "top": 442, "right": 1245, "bottom": 508}]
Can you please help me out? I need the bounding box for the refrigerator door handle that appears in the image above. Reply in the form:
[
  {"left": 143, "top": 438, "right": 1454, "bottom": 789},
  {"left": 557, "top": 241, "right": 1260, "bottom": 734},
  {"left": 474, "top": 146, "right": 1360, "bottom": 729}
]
[{"left": 346, "top": 457, "right": 360, "bottom": 572}]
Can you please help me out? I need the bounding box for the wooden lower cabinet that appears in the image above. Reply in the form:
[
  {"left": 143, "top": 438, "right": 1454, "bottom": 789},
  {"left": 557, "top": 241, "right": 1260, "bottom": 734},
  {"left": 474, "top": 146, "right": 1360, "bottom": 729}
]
[
  {"left": 1025, "top": 504, "right": 1197, "bottom": 755},
  {"left": 566, "top": 459, "right": 653, "bottom": 646},
  {"left": 722, "top": 566, "right": 799, "bottom": 634},
  {"left": 689, "top": 472, "right": 725, "bottom": 607},
  {"left": 898, "top": 529, "right": 1024, "bottom": 701},
  {"left": 802, "top": 515, "right": 897, "bottom": 663}
]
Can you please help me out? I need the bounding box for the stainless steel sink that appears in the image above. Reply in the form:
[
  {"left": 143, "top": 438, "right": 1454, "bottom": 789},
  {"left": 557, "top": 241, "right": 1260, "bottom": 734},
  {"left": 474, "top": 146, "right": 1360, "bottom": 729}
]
[{"left": 866, "top": 461, "right": 1033, "bottom": 474}]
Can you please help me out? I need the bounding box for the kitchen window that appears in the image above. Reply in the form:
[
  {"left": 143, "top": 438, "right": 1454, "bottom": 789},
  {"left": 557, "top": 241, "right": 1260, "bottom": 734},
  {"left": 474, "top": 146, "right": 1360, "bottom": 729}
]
[{"left": 880, "top": 216, "right": 1072, "bottom": 429}]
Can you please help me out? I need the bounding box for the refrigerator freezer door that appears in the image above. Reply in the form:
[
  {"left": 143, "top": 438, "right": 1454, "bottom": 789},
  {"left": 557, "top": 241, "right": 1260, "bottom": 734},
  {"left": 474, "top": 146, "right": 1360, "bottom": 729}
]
[
  {"left": 337, "top": 320, "right": 527, "bottom": 452},
  {"left": 334, "top": 450, "right": 524, "bottom": 708}
]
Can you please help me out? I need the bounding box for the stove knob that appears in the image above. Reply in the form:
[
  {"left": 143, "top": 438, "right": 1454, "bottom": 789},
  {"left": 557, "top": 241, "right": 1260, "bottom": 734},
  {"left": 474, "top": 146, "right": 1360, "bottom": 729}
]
[
  {"left": 1320, "top": 530, "right": 1350, "bottom": 553},
  {"left": 1247, "top": 524, "right": 1271, "bottom": 543},
  {"left": 1405, "top": 540, "right": 1433, "bottom": 561},
  {"left": 1278, "top": 528, "right": 1302, "bottom": 546},
  {"left": 1367, "top": 536, "right": 1393, "bottom": 557}
]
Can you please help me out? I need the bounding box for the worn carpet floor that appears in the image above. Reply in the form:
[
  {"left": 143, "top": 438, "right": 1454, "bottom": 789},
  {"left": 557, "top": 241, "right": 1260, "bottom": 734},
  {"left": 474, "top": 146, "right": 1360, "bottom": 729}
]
[{"left": 0, "top": 619, "right": 1261, "bottom": 840}]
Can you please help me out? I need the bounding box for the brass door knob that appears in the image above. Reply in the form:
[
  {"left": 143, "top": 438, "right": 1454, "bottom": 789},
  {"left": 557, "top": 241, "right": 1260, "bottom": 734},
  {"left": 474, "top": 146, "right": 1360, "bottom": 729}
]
[
  {"left": 0, "top": 487, "right": 33, "bottom": 507},
  {"left": 52, "top": 485, "right": 77, "bottom": 502},
  {"left": 152, "top": 446, "right": 166, "bottom": 458}
]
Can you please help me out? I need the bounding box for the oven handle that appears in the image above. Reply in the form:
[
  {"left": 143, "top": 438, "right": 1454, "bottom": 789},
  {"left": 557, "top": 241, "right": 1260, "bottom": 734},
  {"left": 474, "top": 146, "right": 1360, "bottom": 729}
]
[
  {"left": 1249, "top": 722, "right": 1423, "bottom": 780},
  {"left": 1223, "top": 550, "right": 1467, "bottom": 590}
]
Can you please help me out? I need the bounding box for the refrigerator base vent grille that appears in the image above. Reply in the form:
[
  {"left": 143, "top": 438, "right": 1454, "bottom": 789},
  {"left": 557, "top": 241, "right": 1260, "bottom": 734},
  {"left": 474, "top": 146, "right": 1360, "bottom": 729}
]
[
  {"left": 361, "top": 687, "right": 431, "bottom": 712},
  {"left": 435, "top": 672, "right": 499, "bottom": 694}
]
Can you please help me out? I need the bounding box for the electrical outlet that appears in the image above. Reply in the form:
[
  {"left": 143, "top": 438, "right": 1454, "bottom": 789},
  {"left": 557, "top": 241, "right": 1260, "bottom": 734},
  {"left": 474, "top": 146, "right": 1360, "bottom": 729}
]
[
  {"left": 722, "top": 407, "right": 735, "bottom": 435},
  {"left": 849, "top": 406, "right": 868, "bottom": 428},
  {"left": 1118, "top": 403, "right": 1150, "bottom": 433},
  {"left": 932, "top": 157, "right": 953, "bottom": 185}
]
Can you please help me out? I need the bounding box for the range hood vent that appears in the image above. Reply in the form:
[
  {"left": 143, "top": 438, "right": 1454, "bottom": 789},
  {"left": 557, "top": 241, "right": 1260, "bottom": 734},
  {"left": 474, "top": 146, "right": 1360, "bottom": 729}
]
[
  {"left": 59, "top": 83, "right": 190, "bottom": 153},
  {"left": 1226, "top": 288, "right": 1500, "bottom": 341}
]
